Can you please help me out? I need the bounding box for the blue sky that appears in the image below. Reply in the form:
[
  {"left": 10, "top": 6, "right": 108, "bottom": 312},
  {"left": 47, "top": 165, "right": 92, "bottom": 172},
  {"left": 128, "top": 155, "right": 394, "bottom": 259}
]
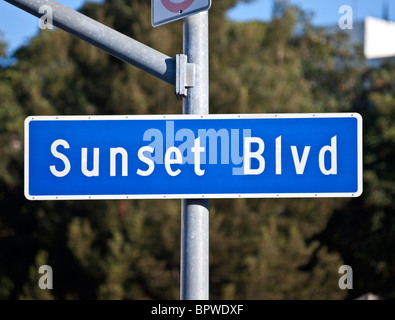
[{"left": 0, "top": 0, "right": 394, "bottom": 55}]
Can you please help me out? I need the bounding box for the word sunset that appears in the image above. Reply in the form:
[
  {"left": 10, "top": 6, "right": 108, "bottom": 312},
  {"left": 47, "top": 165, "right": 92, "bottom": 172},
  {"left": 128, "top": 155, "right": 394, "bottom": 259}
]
[{"left": 25, "top": 114, "right": 362, "bottom": 200}]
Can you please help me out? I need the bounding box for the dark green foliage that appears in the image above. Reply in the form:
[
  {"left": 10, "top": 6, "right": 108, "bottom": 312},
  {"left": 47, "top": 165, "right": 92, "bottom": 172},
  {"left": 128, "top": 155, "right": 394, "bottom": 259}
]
[
  {"left": 316, "top": 61, "right": 395, "bottom": 299},
  {"left": 0, "top": 0, "right": 393, "bottom": 300}
]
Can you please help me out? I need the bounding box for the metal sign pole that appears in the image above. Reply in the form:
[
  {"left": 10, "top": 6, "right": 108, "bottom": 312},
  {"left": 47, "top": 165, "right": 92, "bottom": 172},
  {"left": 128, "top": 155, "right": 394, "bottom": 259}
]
[{"left": 180, "top": 11, "right": 209, "bottom": 300}]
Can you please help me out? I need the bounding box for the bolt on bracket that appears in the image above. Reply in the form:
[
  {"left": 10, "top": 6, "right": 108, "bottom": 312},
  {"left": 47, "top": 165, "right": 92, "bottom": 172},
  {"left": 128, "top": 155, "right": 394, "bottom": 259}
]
[{"left": 175, "top": 54, "right": 195, "bottom": 99}]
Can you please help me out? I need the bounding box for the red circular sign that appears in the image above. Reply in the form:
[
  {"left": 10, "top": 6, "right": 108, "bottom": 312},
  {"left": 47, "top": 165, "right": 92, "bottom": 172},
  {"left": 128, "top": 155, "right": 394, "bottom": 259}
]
[{"left": 160, "top": 0, "right": 194, "bottom": 13}]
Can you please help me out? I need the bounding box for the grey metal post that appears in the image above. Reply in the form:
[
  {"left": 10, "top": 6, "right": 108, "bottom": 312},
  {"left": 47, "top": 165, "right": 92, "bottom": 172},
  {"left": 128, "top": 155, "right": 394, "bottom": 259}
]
[{"left": 180, "top": 11, "right": 209, "bottom": 300}]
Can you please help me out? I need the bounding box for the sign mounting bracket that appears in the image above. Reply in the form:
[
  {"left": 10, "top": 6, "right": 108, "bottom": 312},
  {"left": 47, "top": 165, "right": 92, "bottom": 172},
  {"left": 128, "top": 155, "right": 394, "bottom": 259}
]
[{"left": 175, "top": 54, "right": 196, "bottom": 99}]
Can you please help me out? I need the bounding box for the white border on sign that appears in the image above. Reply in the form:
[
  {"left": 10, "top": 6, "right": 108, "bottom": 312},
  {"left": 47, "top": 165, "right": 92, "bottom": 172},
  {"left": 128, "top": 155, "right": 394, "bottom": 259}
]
[{"left": 24, "top": 113, "right": 363, "bottom": 200}]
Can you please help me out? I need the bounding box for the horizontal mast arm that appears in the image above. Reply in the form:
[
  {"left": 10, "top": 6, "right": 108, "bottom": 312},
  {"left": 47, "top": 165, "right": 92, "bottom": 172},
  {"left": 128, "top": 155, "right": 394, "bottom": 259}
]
[{"left": 5, "top": 0, "right": 176, "bottom": 85}]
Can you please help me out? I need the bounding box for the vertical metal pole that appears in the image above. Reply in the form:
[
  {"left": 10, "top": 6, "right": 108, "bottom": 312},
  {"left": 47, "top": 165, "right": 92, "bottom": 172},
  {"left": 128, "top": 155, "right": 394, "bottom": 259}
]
[{"left": 180, "top": 11, "right": 209, "bottom": 300}]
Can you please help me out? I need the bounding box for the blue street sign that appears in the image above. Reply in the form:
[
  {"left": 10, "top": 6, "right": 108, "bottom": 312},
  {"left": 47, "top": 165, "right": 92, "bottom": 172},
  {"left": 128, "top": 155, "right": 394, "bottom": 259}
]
[{"left": 24, "top": 114, "right": 363, "bottom": 200}]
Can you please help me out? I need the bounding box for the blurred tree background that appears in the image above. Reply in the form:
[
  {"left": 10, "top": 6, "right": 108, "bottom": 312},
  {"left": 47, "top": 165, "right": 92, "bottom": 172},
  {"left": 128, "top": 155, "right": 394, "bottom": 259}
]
[{"left": 0, "top": 0, "right": 394, "bottom": 300}]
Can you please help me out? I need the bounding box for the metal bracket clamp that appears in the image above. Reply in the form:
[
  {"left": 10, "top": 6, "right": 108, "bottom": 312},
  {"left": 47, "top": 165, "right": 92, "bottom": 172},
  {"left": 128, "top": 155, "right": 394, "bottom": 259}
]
[{"left": 175, "top": 54, "right": 196, "bottom": 99}]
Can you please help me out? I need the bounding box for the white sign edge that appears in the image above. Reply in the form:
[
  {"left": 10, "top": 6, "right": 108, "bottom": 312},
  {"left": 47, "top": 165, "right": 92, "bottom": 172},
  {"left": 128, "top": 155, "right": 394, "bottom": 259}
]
[{"left": 24, "top": 113, "right": 363, "bottom": 200}]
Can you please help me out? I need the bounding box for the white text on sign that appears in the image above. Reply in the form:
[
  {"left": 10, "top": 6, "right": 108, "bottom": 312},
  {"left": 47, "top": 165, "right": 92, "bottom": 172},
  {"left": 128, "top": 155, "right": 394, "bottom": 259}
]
[{"left": 49, "top": 121, "right": 338, "bottom": 178}]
